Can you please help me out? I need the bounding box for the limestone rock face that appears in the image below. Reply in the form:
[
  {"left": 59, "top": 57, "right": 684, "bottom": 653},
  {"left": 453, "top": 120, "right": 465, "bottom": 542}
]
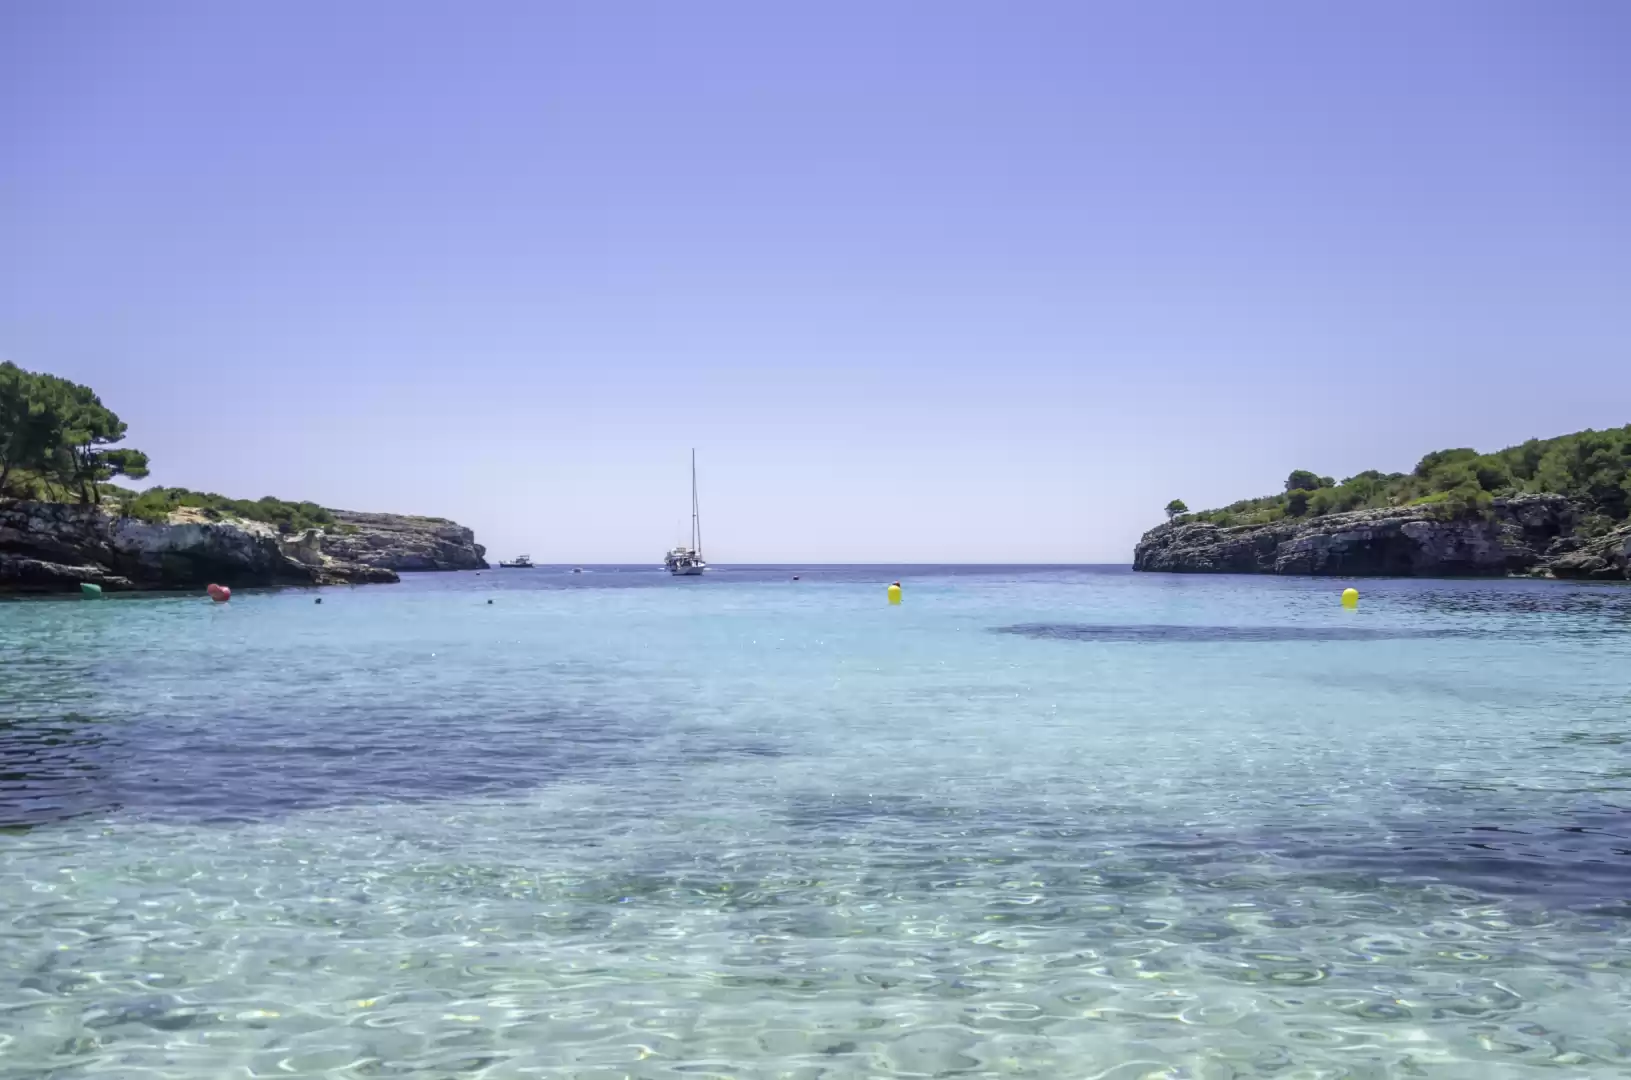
[
  {"left": 1548, "top": 524, "right": 1631, "bottom": 581},
  {"left": 1132, "top": 495, "right": 1626, "bottom": 578},
  {"left": 0, "top": 553, "right": 133, "bottom": 592},
  {"left": 0, "top": 502, "right": 399, "bottom": 593},
  {"left": 321, "top": 511, "right": 488, "bottom": 572}
]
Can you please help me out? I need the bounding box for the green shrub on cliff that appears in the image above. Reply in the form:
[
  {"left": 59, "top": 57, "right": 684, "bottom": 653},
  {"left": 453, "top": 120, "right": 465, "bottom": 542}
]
[
  {"left": 1409, "top": 484, "right": 1493, "bottom": 520},
  {"left": 1285, "top": 470, "right": 1333, "bottom": 493},
  {"left": 1187, "top": 424, "right": 1631, "bottom": 525},
  {"left": 123, "top": 488, "right": 335, "bottom": 533}
]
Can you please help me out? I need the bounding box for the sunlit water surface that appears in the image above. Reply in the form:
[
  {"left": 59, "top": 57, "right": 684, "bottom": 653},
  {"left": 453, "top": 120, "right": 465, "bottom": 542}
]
[{"left": 3, "top": 566, "right": 1630, "bottom": 1078}]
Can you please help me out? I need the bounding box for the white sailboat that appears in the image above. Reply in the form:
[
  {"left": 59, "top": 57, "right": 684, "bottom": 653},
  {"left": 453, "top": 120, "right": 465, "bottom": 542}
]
[{"left": 664, "top": 450, "right": 707, "bottom": 576}]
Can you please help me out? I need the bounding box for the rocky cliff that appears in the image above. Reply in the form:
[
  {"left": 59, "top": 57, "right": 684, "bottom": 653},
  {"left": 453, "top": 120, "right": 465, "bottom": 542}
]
[
  {"left": 322, "top": 510, "right": 488, "bottom": 571},
  {"left": 1549, "top": 523, "right": 1631, "bottom": 581},
  {"left": 1, "top": 501, "right": 492, "bottom": 593},
  {"left": 0, "top": 502, "right": 403, "bottom": 593},
  {"left": 0, "top": 497, "right": 492, "bottom": 592},
  {"left": 1133, "top": 494, "right": 1629, "bottom": 579}
]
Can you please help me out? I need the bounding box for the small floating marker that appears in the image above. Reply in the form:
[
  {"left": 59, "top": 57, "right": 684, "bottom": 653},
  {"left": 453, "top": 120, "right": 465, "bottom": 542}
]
[
  {"left": 207, "top": 583, "right": 231, "bottom": 603},
  {"left": 487, "top": 598, "right": 493, "bottom": 604},
  {"left": 887, "top": 582, "right": 902, "bottom": 605},
  {"left": 314, "top": 597, "right": 322, "bottom": 604},
  {"left": 79, "top": 582, "right": 103, "bottom": 597},
  {"left": 1341, "top": 587, "right": 1359, "bottom": 608}
]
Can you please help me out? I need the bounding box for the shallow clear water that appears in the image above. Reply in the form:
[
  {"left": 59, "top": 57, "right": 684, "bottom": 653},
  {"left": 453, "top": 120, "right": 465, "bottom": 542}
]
[{"left": 3, "top": 566, "right": 1630, "bottom": 1079}]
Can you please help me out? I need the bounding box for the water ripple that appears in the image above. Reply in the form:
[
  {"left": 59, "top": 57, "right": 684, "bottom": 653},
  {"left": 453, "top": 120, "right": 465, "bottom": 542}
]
[
  {"left": 4, "top": 569, "right": 1631, "bottom": 1077},
  {"left": 993, "top": 622, "right": 1469, "bottom": 643}
]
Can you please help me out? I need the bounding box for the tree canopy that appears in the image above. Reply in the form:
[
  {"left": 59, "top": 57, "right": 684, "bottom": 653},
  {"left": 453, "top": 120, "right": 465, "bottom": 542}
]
[
  {"left": 1284, "top": 470, "right": 1332, "bottom": 493},
  {"left": 0, "top": 362, "right": 149, "bottom": 502},
  {"left": 1164, "top": 499, "right": 1188, "bottom": 519},
  {"left": 1176, "top": 425, "right": 1631, "bottom": 532}
]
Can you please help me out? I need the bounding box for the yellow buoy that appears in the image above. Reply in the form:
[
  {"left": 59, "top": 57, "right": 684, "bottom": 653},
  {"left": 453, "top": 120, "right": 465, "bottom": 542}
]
[
  {"left": 887, "top": 582, "right": 902, "bottom": 605},
  {"left": 1341, "top": 587, "right": 1359, "bottom": 607}
]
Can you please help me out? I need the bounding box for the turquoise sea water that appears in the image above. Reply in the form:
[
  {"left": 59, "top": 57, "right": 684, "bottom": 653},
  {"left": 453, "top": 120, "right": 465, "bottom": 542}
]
[{"left": 3, "top": 566, "right": 1630, "bottom": 1079}]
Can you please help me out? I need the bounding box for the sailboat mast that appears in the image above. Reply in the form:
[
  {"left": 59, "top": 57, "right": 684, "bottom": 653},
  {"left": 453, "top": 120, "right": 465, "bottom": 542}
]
[{"left": 691, "top": 449, "right": 702, "bottom": 555}]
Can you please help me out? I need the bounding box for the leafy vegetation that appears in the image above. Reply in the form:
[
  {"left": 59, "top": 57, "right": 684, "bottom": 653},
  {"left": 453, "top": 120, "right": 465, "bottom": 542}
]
[
  {"left": 115, "top": 488, "right": 337, "bottom": 533},
  {"left": 1164, "top": 499, "right": 1188, "bottom": 520},
  {"left": 1283, "top": 470, "right": 1333, "bottom": 493},
  {"left": 1178, "top": 425, "right": 1631, "bottom": 528},
  {"left": 1, "top": 362, "right": 150, "bottom": 502}
]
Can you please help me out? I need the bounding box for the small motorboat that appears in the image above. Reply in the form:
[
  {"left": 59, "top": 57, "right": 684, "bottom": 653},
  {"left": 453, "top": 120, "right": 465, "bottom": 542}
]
[{"left": 499, "top": 555, "right": 534, "bottom": 568}]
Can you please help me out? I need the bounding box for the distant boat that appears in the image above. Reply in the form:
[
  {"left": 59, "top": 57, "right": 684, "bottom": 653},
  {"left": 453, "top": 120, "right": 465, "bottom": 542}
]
[
  {"left": 499, "top": 555, "right": 534, "bottom": 568},
  {"left": 663, "top": 450, "right": 707, "bottom": 576},
  {"left": 571, "top": 567, "right": 584, "bottom": 574}
]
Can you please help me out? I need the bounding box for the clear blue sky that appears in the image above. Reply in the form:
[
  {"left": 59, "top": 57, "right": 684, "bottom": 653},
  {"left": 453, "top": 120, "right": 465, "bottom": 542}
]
[{"left": 2, "top": 2, "right": 1626, "bottom": 563}]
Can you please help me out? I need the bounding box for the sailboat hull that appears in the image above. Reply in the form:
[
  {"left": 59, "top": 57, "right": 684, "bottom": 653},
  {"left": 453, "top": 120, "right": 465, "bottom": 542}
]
[{"left": 670, "top": 562, "right": 706, "bottom": 576}]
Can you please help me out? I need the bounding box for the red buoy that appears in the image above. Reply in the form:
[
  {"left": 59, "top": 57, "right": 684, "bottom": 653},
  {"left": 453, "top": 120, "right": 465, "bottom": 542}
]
[{"left": 207, "top": 583, "right": 231, "bottom": 603}]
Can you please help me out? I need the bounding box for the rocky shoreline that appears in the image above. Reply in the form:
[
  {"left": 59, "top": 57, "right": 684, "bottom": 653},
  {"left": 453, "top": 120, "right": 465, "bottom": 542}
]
[
  {"left": 0, "top": 501, "right": 487, "bottom": 594},
  {"left": 1133, "top": 494, "right": 1631, "bottom": 580}
]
